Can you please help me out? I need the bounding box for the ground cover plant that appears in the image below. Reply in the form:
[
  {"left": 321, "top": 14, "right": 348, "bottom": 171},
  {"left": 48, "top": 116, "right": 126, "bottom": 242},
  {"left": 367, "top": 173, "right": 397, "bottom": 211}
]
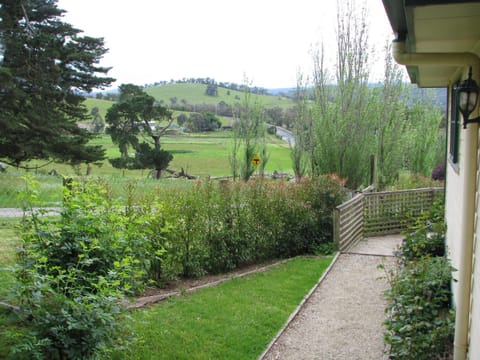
[{"left": 382, "top": 198, "right": 454, "bottom": 359}]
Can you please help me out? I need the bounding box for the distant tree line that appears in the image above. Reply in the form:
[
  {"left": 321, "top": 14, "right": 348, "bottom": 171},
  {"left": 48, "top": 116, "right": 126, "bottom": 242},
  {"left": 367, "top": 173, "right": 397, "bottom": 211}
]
[{"left": 177, "top": 112, "right": 221, "bottom": 132}]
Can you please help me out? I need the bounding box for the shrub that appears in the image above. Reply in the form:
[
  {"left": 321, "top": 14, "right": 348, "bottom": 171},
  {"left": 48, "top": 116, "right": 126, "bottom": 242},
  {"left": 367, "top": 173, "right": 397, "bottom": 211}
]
[
  {"left": 157, "top": 176, "right": 347, "bottom": 278},
  {"left": 383, "top": 257, "right": 454, "bottom": 359},
  {"left": 431, "top": 163, "right": 446, "bottom": 181},
  {"left": 400, "top": 198, "right": 445, "bottom": 261},
  {"left": 10, "top": 177, "right": 169, "bottom": 359},
  {"left": 383, "top": 196, "right": 454, "bottom": 359}
]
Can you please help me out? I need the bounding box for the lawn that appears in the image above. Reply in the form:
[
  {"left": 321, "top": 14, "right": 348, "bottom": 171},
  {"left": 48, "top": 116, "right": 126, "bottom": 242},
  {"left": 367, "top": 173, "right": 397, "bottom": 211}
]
[
  {"left": 0, "top": 218, "right": 21, "bottom": 359},
  {"left": 0, "top": 219, "right": 332, "bottom": 359},
  {"left": 114, "top": 256, "right": 332, "bottom": 359}
]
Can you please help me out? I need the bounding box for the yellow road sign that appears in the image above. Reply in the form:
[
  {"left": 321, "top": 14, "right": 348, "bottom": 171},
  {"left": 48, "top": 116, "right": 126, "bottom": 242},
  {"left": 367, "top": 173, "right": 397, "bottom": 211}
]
[{"left": 252, "top": 154, "right": 261, "bottom": 167}]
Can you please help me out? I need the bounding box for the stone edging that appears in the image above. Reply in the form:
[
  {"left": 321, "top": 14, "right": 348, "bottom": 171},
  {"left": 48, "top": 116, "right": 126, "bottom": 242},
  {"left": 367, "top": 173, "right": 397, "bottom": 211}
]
[{"left": 257, "top": 251, "right": 341, "bottom": 360}]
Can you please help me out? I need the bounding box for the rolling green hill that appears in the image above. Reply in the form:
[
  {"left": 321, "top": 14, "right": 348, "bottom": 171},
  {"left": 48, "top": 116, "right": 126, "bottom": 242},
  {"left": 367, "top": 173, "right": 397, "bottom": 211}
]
[
  {"left": 144, "top": 83, "right": 295, "bottom": 109},
  {"left": 84, "top": 98, "right": 115, "bottom": 119},
  {"left": 83, "top": 83, "right": 296, "bottom": 120}
]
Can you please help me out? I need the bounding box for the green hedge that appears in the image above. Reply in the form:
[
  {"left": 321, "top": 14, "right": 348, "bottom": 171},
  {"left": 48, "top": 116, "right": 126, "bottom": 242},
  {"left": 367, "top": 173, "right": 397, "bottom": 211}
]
[{"left": 155, "top": 176, "right": 346, "bottom": 277}]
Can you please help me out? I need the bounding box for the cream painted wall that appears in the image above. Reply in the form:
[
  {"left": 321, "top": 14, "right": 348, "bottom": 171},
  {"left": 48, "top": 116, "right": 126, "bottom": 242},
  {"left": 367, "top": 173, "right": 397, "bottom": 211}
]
[
  {"left": 446, "top": 86, "right": 465, "bottom": 305},
  {"left": 447, "top": 72, "right": 480, "bottom": 358},
  {"left": 470, "top": 189, "right": 480, "bottom": 359}
]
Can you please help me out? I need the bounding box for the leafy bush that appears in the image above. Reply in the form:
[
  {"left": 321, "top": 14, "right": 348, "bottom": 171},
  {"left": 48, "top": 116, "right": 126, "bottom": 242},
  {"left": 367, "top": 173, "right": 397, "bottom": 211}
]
[
  {"left": 10, "top": 177, "right": 169, "bottom": 359},
  {"left": 158, "top": 176, "right": 347, "bottom": 277},
  {"left": 383, "top": 257, "right": 454, "bottom": 359},
  {"left": 8, "top": 174, "right": 346, "bottom": 357},
  {"left": 383, "top": 196, "right": 454, "bottom": 359},
  {"left": 400, "top": 198, "right": 445, "bottom": 261}
]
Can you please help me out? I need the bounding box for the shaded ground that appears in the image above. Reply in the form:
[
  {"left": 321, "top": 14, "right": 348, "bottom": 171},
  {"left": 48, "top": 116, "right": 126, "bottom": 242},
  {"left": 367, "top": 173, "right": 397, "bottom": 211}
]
[{"left": 261, "top": 235, "right": 403, "bottom": 360}]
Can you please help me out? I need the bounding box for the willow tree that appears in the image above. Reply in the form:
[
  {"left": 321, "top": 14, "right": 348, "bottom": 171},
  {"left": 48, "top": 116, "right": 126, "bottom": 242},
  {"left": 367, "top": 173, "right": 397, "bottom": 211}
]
[{"left": 373, "top": 43, "right": 409, "bottom": 188}]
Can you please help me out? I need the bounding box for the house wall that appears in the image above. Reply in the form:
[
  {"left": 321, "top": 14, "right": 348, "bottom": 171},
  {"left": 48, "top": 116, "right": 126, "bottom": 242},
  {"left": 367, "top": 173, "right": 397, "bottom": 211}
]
[
  {"left": 446, "top": 85, "right": 465, "bottom": 305},
  {"left": 468, "top": 137, "right": 480, "bottom": 359},
  {"left": 446, "top": 71, "right": 480, "bottom": 359}
]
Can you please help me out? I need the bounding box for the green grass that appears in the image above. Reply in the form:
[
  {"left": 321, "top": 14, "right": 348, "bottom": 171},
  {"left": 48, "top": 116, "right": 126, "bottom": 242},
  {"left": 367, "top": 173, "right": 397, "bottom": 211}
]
[
  {"left": 145, "top": 83, "right": 295, "bottom": 110},
  {"left": 162, "top": 133, "right": 292, "bottom": 177},
  {"left": 84, "top": 97, "right": 116, "bottom": 119},
  {"left": 18, "top": 133, "right": 292, "bottom": 178},
  {"left": 0, "top": 131, "right": 293, "bottom": 207},
  {"left": 113, "top": 256, "right": 332, "bottom": 359},
  {"left": 0, "top": 171, "right": 63, "bottom": 207},
  {"left": 0, "top": 218, "right": 21, "bottom": 359},
  {"left": 0, "top": 219, "right": 18, "bottom": 300}
]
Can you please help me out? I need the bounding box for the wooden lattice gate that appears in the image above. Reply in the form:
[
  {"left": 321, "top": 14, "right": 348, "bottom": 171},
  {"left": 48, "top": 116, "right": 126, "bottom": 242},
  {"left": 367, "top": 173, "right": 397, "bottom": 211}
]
[{"left": 333, "top": 187, "right": 444, "bottom": 252}]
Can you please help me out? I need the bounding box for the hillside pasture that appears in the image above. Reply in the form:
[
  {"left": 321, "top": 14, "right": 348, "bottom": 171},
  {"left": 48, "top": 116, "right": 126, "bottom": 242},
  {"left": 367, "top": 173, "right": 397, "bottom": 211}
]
[
  {"left": 145, "top": 83, "right": 295, "bottom": 109},
  {"left": 84, "top": 98, "right": 116, "bottom": 119}
]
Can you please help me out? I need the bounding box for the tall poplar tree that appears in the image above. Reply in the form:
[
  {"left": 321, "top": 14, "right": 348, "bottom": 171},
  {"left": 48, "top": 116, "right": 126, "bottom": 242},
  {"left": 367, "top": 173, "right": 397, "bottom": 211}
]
[
  {"left": 311, "top": 0, "right": 374, "bottom": 189},
  {"left": 0, "top": 0, "right": 114, "bottom": 167}
]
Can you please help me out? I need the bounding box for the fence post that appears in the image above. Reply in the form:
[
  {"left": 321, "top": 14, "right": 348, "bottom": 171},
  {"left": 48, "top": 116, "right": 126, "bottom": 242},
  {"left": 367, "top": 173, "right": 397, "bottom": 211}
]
[
  {"left": 370, "top": 154, "right": 375, "bottom": 187},
  {"left": 333, "top": 208, "right": 340, "bottom": 250}
]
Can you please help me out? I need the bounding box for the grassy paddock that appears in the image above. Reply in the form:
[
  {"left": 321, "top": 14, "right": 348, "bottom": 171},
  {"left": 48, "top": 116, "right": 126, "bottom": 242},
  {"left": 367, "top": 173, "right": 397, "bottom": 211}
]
[
  {"left": 0, "top": 132, "right": 293, "bottom": 207},
  {"left": 113, "top": 256, "right": 332, "bottom": 360}
]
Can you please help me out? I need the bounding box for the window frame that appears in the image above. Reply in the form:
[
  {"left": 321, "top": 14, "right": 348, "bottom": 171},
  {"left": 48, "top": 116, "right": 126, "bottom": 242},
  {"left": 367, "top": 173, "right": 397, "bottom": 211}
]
[{"left": 449, "top": 83, "right": 460, "bottom": 165}]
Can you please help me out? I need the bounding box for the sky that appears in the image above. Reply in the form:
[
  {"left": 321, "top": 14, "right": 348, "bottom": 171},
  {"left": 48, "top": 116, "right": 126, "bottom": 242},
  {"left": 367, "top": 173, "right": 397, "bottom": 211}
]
[{"left": 57, "top": 0, "right": 394, "bottom": 90}]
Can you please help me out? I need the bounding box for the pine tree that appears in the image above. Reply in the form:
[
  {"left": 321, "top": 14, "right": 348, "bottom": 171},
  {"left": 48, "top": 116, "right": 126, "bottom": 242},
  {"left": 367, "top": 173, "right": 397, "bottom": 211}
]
[{"left": 0, "top": 0, "right": 114, "bottom": 167}]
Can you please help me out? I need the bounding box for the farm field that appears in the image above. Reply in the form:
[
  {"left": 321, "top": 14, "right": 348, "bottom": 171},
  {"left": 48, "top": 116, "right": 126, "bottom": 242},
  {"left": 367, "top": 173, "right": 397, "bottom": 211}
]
[
  {"left": 0, "top": 132, "right": 293, "bottom": 207},
  {"left": 2, "top": 132, "right": 292, "bottom": 178},
  {"left": 84, "top": 82, "right": 296, "bottom": 120}
]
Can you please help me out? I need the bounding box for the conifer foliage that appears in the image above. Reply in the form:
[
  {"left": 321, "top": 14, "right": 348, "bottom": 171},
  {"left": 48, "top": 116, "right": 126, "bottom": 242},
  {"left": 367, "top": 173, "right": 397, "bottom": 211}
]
[{"left": 0, "top": 0, "right": 114, "bottom": 167}]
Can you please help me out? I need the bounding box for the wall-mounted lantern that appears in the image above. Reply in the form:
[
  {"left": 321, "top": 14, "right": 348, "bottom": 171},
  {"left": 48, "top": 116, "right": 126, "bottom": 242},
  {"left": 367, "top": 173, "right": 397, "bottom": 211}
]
[{"left": 457, "top": 67, "right": 480, "bottom": 128}]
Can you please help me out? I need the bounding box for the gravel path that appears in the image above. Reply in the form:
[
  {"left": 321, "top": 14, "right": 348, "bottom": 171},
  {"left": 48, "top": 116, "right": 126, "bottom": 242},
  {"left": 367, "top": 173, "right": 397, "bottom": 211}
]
[
  {"left": 262, "top": 235, "right": 402, "bottom": 360},
  {"left": 0, "top": 207, "right": 60, "bottom": 218}
]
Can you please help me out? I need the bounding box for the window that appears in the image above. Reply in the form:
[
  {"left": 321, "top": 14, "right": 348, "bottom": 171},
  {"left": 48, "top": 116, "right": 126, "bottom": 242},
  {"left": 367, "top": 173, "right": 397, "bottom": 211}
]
[{"left": 449, "top": 84, "right": 460, "bottom": 164}]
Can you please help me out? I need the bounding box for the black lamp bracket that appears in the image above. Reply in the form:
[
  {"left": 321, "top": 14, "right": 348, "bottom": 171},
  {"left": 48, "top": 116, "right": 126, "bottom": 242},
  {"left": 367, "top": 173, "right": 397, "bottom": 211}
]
[{"left": 463, "top": 116, "right": 480, "bottom": 129}]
